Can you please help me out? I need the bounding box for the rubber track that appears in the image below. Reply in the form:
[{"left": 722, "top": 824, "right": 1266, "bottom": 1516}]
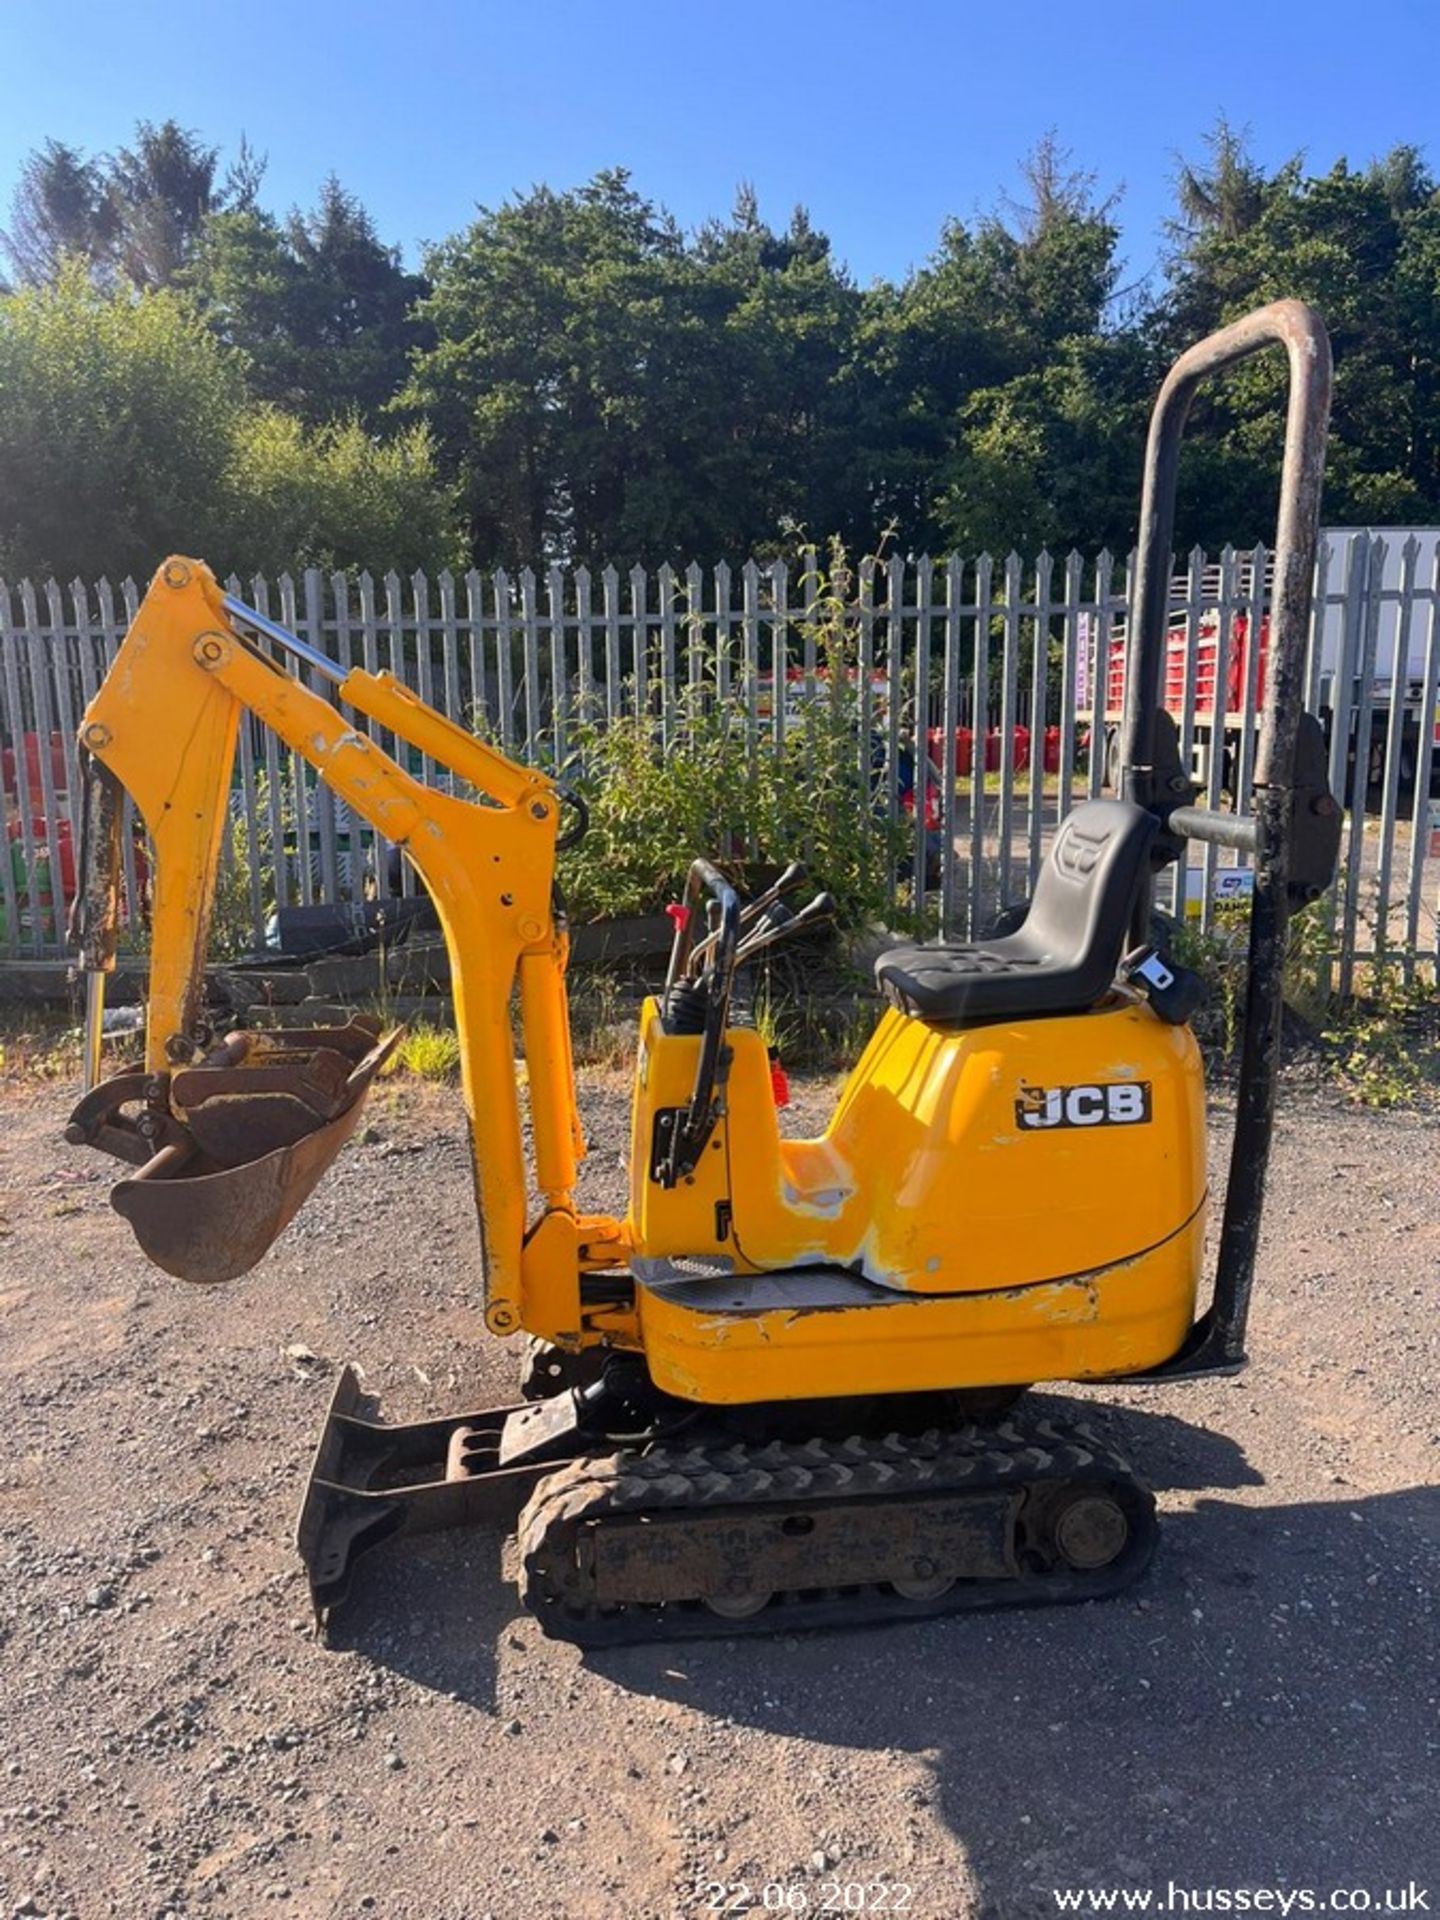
[{"left": 517, "top": 1417, "right": 1156, "bottom": 1646}]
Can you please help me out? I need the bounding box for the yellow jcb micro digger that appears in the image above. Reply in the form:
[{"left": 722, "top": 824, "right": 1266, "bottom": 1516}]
[{"left": 64, "top": 302, "right": 1342, "bottom": 1644}]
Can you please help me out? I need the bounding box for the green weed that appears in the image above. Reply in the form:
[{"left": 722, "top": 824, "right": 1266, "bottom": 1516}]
[
  {"left": 391, "top": 1023, "right": 462, "bottom": 1082},
  {"left": 1321, "top": 963, "right": 1439, "bottom": 1108},
  {"left": 567, "top": 969, "right": 635, "bottom": 1073}
]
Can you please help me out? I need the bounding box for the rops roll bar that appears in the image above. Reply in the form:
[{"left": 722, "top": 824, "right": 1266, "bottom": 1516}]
[{"left": 1121, "top": 300, "right": 1334, "bottom": 1375}]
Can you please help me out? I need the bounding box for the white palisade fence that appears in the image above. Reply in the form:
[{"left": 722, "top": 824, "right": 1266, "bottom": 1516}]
[{"left": 0, "top": 538, "right": 1436, "bottom": 993}]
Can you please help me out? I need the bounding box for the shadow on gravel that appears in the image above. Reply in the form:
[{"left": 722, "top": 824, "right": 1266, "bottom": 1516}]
[
  {"left": 1020, "top": 1392, "right": 1267, "bottom": 1493},
  {"left": 581, "top": 1418, "right": 1439, "bottom": 1913},
  {"left": 312, "top": 1397, "right": 1439, "bottom": 1912},
  {"left": 323, "top": 1525, "right": 520, "bottom": 1709}
]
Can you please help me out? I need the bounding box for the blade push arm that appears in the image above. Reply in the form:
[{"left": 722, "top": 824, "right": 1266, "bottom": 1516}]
[{"left": 75, "top": 555, "right": 592, "bottom": 1339}]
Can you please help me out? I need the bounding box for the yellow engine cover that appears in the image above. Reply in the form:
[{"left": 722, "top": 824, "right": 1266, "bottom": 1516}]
[{"left": 625, "top": 997, "right": 1207, "bottom": 1401}]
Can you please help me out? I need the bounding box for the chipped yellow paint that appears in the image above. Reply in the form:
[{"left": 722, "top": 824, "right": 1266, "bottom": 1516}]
[
  {"left": 626, "top": 998, "right": 1204, "bottom": 1295},
  {"left": 623, "top": 993, "right": 1206, "bottom": 1401},
  {"left": 638, "top": 1204, "right": 1206, "bottom": 1403}
]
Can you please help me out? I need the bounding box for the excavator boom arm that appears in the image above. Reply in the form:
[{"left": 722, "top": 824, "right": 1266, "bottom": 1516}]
[{"left": 69, "top": 556, "right": 595, "bottom": 1339}]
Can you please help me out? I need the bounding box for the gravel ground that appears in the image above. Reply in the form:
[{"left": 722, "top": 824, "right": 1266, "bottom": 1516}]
[{"left": 0, "top": 1065, "right": 1436, "bottom": 1920}]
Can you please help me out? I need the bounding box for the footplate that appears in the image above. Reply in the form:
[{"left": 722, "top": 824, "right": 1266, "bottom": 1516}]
[{"left": 295, "top": 1364, "right": 574, "bottom": 1625}]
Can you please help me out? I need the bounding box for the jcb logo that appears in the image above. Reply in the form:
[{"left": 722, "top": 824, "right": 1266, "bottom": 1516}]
[{"left": 1015, "top": 1082, "right": 1151, "bottom": 1130}]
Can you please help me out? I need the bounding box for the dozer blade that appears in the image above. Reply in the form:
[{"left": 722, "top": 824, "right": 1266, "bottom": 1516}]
[{"left": 71, "top": 1021, "right": 402, "bottom": 1285}]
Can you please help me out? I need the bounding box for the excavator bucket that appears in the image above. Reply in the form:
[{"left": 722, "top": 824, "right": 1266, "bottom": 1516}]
[{"left": 67, "top": 1019, "right": 401, "bottom": 1285}]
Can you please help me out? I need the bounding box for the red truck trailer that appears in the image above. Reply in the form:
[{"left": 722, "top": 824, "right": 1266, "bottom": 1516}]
[{"left": 1077, "top": 532, "right": 1440, "bottom": 800}]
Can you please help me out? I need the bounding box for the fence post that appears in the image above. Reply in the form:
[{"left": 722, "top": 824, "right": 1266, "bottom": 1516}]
[
  {"left": 684, "top": 562, "right": 704, "bottom": 717},
  {"left": 713, "top": 561, "right": 733, "bottom": 711},
  {"left": 1196, "top": 547, "right": 1237, "bottom": 940},
  {"left": 769, "top": 558, "right": 789, "bottom": 757},
  {"left": 1026, "top": 552, "right": 1052, "bottom": 896},
  {"left": 494, "top": 568, "right": 516, "bottom": 755},
  {"left": 412, "top": 569, "right": 436, "bottom": 777},
  {"left": 856, "top": 556, "right": 877, "bottom": 872},
  {"left": 18, "top": 582, "right": 65, "bottom": 953},
  {"left": 517, "top": 568, "right": 540, "bottom": 762},
  {"left": 1372, "top": 535, "right": 1419, "bottom": 960},
  {"left": 305, "top": 568, "right": 342, "bottom": 903},
  {"left": 968, "top": 554, "right": 994, "bottom": 935},
  {"left": 98, "top": 575, "right": 142, "bottom": 927},
  {"left": 1403, "top": 543, "right": 1440, "bottom": 978},
  {"left": 1058, "top": 551, "right": 1083, "bottom": 836},
  {"left": 601, "top": 566, "right": 621, "bottom": 724},
  {"left": 441, "top": 568, "right": 464, "bottom": 755},
  {"left": 547, "top": 564, "right": 567, "bottom": 768},
  {"left": 996, "top": 553, "right": 1022, "bottom": 910},
  {"left": 911, "top": 555, "right": 934, "bottom": 921},
  {"left": 1338, "top": 536, "right": 1385, "bottom": 997},
  {"left": 629, "top": 565, "right": 649, "bottom": 723},
  {"left": 0, "top": 580, "right": 26, "bottom": 956},
  {"left": 939, "top": 555, "right": 962, "bottom": 935},
  {"left": 572, "top": 566, "right": 594, "bottom": 731},
  {"left": 878, "top": 554, "right": 901, "bottom": 920},
  {"left": 741, "top": 561, "right": 761, "bottom": 777}
]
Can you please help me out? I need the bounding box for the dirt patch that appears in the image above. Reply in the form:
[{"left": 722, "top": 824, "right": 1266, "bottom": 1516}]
[{"left": 0, "top": 1070, "right": 1435, "bottom": 1919}]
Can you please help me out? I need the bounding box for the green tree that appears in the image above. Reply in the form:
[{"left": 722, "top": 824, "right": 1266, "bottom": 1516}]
[
  {"left": 0, "top": 263, "right": 244, "bottom": 579},
  {"left": 403, "top": 172, "right": 867, "bottom": 567},
  {"left": 403, "top": 170, "right": 710, "bottom": 564},
  {"left": 0, "top": 140, "right": 116, "bottom": 288},
  {"left": 185, "top": 179, "right": 427, "bottom": 424},
  {"left": 182, "top": 206, "right": 303, "bottom": 399},
  {"left": 280, "top": 178, "right": 429, "bottom": 422},
  {"left": 692, "top": 191, "right": 865, "bottom": 552},
  {"left": 901, "top": 140, "right": 1138, "bottom": 554},
  {"left": 1157, "top": 124, "right": 1440, "bottom": 542},
  {"left": 15, "top": 118, "right": 1440, "bottom": 575},
  {"left": 106, "top": 120, "right": 224, "bottom": 290},
  {"left": 1, "top": 121, "right": 264, "bottom": 293},
  {"left": 0, "top": 267, "right": 460, "bottom": 581},
  {"left": 940, "top": 335, "right": 1148, "bottom": 555}
]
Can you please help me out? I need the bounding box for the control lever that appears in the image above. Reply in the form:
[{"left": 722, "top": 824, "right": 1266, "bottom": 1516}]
[
  {"left": 687, "top": 861, "right": 807, "bottom": 977},
  {"left": 736, "top": 890, "right": 836, "bottom": 966},
  {"left": 739, "top": 861, "right": 807, "bottom": 930}
]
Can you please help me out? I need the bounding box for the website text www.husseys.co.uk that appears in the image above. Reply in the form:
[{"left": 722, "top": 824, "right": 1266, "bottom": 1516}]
[{"left": 1052, "top": 1884, "right": 1431, "bottom": 1914}]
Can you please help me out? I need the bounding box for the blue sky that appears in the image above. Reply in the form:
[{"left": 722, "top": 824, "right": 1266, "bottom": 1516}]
[{"left": 1, "top": 0, "right": 1436, "bottom": 293}]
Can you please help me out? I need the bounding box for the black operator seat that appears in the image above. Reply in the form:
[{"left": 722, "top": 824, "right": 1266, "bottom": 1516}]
[{"left": 875, "top": 798, "right": 1159, "bottom": 1025}]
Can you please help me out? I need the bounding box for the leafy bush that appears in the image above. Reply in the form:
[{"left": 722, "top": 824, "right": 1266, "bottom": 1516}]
[
  {"left": 225, "top": 409, "right": 461, "bottom": 577},
  {"left": 560, "top": 695, "right": 899, "bottom": 922},
  {"left": 1169, "top": 894, "right": 1330, "bottom": 1063},
  {"left": 0, "top": 261, "right": 245, "bottom": 579},
  {"left": 1321, "top": 961, "right": 1439, "bottom": 1107},
  {"left": 556, "top": 539, "right": 911, "bottom": 928}
]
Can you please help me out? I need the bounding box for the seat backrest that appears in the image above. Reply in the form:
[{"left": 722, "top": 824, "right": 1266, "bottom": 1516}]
[
  {"left": 1014, "top": 798, "right": 1157, "bottom": 978},
  {"left": 869, "top": 797, "right": 1160, "bottom": 1028}
]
